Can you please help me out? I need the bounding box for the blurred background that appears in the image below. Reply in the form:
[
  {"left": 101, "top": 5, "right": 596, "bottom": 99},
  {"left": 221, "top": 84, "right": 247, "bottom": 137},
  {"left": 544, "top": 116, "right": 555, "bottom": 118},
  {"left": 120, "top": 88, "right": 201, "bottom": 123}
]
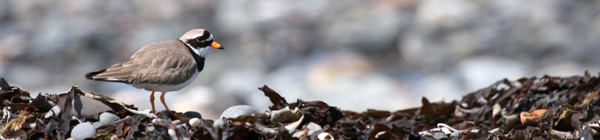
[{"left": 1, "top": 0, "right": 600, "bottom": 119}]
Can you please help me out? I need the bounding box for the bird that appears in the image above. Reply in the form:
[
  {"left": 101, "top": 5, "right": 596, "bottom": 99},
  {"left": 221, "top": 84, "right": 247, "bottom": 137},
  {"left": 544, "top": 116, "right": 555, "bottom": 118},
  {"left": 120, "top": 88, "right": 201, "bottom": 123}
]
[{"left": 85, "top": 29, "right": 223, "bottom": 113}]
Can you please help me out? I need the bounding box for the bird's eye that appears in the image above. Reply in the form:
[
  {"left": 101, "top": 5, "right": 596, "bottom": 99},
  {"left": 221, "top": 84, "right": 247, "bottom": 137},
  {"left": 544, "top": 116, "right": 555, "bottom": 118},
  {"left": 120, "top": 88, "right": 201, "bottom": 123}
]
[{"left": 196, "top": 38, "right": 205, "bottom": 43}]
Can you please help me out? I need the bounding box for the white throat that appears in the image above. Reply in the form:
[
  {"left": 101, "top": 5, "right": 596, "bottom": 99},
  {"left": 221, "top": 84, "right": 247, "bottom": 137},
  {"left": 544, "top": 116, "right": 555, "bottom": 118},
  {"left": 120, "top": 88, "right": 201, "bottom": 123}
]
[{"left": 197, "top": 47, "right": 212, "bottom": 57}]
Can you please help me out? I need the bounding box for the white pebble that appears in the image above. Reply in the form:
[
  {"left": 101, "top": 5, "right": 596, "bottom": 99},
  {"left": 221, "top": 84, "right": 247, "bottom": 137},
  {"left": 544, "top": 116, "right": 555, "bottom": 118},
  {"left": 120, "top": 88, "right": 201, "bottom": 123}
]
[
  {"left": 70, "top": 122, "right": 96, "bottom": 140},
  {"left": 189, "top": 118, "right": 201, "bottom": 127}
]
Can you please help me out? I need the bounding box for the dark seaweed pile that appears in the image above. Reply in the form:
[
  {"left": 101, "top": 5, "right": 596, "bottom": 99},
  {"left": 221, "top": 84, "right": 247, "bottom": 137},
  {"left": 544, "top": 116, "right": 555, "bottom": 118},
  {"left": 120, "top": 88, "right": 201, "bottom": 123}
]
[{"left": 1, "top": 71, "right": 600, "bottom": 139}]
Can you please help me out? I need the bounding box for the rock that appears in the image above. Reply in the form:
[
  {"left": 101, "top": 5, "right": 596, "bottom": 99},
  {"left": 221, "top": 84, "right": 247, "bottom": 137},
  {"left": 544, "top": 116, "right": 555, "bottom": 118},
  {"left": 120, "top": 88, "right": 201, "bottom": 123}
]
[
  {"left": 92, "top": 122, "right": 103, "bottom": 129},
  {"left": 99, "top": 112, "right": 120, "bottom": 126},
  {"left": 189, "top": 118, "right": 201, "bottom": 127},
  {"left": 213, "top": 119, "right": 225, "bottom": 128},
  {"left": 214, "top": 105, "right": 259, "bottom": 128},
  {"left": 317, "top": 132, "right": 334, "bottom": 140},
  {"left": 219, "top": 105, "right": 258, "bottom": 119},
  {"left": 183, "top": 111, "right": 202, "bottom": 119},
  {"left": 60, "top": 94, "right": 113, "bottom": 118},
  {"left": 70, "top": 122, "right": 95, "bottom": 140}
]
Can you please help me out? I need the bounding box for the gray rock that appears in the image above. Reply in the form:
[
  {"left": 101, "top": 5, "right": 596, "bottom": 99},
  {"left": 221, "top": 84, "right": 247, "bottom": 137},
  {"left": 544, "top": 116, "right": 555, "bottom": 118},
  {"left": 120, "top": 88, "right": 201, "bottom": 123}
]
[
  {"left": 92, "top": 122, "right": 103, "bottom": 129},
  {"left": 99, "top": 112, "right": 120, "bottom": 126},
  {"left": 213, "top": 105, "right": 259, "bottom": 128},
  {"left": 58, "top": 94, "right": 113, "bottom": 118},
  {"left": 219, "top": 105, "right": 259, "bottom": 119},
  {"left": 70, "top": 122, "right": 95, "bottom": 140}
]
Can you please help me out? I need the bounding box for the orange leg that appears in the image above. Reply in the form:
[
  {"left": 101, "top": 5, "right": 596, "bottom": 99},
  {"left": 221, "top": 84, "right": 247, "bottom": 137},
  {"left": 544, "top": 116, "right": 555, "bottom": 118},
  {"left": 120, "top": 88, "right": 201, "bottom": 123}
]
[
  {"left": 150, "top": 91, "right": 156, "bottom": 113},
  {"left": 160, "top": 92, "right": 170, "bottom": 111}
]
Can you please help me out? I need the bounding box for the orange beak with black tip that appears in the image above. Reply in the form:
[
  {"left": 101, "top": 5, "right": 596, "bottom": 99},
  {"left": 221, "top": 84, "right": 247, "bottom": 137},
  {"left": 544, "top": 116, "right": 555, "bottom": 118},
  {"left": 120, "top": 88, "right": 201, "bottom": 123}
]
[{"left": 211, "top": 42, "right": 223, "bottom": 49}]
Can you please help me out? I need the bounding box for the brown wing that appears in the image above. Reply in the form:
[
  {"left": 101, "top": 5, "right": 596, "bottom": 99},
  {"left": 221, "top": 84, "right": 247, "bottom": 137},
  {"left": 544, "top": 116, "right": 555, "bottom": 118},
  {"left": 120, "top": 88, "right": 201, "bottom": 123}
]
[{"left": 85, "top": 40, "right": 198, "bottom": 85}]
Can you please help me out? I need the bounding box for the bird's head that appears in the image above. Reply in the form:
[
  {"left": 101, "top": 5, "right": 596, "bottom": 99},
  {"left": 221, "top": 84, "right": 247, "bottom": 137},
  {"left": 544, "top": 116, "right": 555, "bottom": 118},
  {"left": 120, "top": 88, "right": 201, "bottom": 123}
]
[{"left": 179, "top": 29, "right": 223, "bottom": 57}]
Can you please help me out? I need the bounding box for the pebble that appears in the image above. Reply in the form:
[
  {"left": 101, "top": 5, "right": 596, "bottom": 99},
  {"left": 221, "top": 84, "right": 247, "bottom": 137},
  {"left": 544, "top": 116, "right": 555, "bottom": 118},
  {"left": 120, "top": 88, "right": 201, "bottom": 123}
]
[
  {"left": 189, "top": 118, "right": 201, "bottom": 127},
  {"left": 183, "top": 111, "right": 202, "bottom": 119},
  {"left": 92, "top": 122, "right": 103, "bottom": 129},
  {"left": 219, "top": 105, "right": 258, "bottom": 119},
  {"left": 317, "top": 132, "right": 334, "bottom": 140},
  {"left": 214, "top": 105, "right": 259, "bottom": 128},
  {"left": 70, "top": 122, "right": 95, "bottom": 140},
  {"left": 213, "top": 119, "right": 225, "bottom": 128},
  {"left": 99, "top": 112, "right": 120, "bottom": 126}
]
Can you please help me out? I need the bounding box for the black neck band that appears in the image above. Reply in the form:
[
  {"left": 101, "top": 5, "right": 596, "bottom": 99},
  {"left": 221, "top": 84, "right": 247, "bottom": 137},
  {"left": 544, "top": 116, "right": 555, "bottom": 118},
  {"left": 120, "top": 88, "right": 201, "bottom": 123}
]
[{"left": 180, "top": 40, "right": 205, "bottom": 71}]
